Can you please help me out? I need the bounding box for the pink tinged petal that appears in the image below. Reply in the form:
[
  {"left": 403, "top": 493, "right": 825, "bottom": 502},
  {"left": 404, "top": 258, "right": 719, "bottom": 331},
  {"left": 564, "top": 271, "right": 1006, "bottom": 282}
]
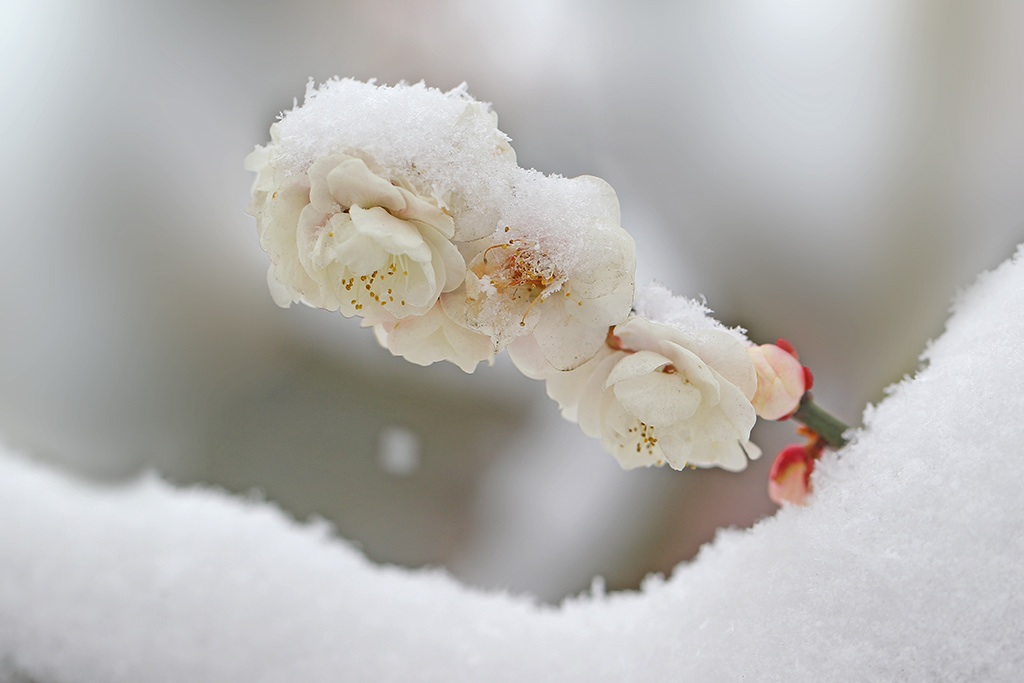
[
  {"left": 775, "top": 338, "right": 799, "bottom": 358},
  {"left": 749, "top": 344, "right": 808, "bottom": 420},
  {"left": 768, "top": 445, "right": 814, "bottom": 506},
  {"left": 324, "top": 156, "right": 405, "bottom": 212},
  {"left": 607, "top": 352, "right": 702, "bottom": 427}
]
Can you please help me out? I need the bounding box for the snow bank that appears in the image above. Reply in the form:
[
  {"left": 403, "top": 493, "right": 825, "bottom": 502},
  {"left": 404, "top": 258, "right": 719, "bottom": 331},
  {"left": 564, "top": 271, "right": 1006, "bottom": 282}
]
[{"left": 2, "top": 245, "right": 1023, "bottom": 682}]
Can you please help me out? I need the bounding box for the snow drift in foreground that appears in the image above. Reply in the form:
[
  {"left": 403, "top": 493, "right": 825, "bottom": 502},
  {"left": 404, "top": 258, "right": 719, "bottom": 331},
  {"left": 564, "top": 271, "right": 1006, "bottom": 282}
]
[{"left": 2, "top": 245, "right": 1023, "bottom": 682}]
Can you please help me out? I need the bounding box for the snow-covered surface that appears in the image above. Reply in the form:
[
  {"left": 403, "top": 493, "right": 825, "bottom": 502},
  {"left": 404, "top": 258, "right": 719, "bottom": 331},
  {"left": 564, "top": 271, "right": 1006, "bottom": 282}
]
[{"left": 2, "top": 245, "right": 1024, "bottom": 682}]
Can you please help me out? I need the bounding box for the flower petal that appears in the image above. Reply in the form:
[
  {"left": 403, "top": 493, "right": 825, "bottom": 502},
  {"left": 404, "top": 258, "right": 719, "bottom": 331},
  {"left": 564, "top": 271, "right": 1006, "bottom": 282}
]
[
  {"left": 325, "top": 156, "right": 405, "bottom": 212},
  {"left": 605, "top": 351, "right": 703, "bottom": 427},
  {"left": 768, "top": 445, "right": 814, "bottom": 505}
]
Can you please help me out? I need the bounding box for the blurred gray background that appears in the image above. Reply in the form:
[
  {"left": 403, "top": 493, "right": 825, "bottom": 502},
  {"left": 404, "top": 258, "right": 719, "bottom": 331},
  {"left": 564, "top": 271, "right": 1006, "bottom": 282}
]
[{"left": 2, "top": 0, "right": 1022, "bottom": 602}]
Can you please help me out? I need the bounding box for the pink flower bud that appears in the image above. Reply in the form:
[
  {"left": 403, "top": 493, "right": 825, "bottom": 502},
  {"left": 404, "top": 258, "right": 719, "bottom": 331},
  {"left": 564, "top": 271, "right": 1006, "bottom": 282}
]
[
  {"left": 768, "top": 444, "right": 815, "bottom": 506},
  {"left": 748, "top": 341, "right": 809, "bottom": 420}
]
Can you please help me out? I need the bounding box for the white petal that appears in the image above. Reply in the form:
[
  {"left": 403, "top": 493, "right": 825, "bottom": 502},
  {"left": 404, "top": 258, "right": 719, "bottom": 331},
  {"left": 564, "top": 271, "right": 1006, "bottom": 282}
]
[
  {"left": 266, "top": 267, "right": 295, "bottom": 308},
  {"left": 348, "top": 206, "right": 432, "bottom": 262},
  {"left": 373, "top": 304, "right": 493, "bottom": 373},
  {"left": 611, "top": 372, "right": 702, "bottom": 428},
  {"left": 327, "top": 216, "right": 391, "bottom": 274},
  {"left": 605, "top": 349, "right": 672, "bottom": 384},
  {"left": 540, "top": 348, "right": 615, "bottom": 423},
  {"left": 395, "top": 188, "right": 456, "bottom": 240},
  {"left": 419, "top": 225, "right": 467, "bottom": 293},
  {"left": 656, "top": 429, "right": 695, "bottom": 469},
  {"left": 532, "top": 303, "right": 607, "bottom": 371},
  {"left": 659, "top": 342, "right": 721, "bottom": 403},
  {"left": 575, "top": 353, "right": 622, "bottom": 437},
  {"left": 325, "top": 156, "right": 405, "bottom": 212},
  {"left": 507, "top": 335, "right": 555, "bottom": 381}
]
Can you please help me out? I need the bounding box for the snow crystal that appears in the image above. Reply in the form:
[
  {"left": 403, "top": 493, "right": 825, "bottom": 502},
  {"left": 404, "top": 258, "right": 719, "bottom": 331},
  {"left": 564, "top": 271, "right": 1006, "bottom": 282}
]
[
  {"left": 261, "top": 78, "right": 630, "bottom": 297},
  {"left": 2, "top": 246, "right": 1023, "bottom": 681},
  {"left": 635, "top": 282, "right": 750, "bottom": 342},
  {"left": 260, "top": 79, "right": 513, "bottom": 245}
]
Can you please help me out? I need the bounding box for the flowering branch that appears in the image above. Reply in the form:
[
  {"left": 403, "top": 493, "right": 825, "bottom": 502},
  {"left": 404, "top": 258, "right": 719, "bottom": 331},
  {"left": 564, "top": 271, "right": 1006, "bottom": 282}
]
[{"left": 245, "top": 78, "right": 855, "bottom": 500}]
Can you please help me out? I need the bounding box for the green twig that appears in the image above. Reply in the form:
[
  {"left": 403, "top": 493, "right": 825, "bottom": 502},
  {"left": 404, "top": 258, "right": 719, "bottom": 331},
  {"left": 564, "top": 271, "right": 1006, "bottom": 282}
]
[{"left": 792, "top": 394, "right": 851, "bottom": 449}]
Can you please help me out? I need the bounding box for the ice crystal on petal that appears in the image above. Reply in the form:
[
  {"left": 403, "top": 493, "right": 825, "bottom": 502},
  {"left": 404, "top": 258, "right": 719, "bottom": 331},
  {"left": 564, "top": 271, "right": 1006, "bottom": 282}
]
[{"left": 446, "top": 175, "right": 636, "bottom": 371}]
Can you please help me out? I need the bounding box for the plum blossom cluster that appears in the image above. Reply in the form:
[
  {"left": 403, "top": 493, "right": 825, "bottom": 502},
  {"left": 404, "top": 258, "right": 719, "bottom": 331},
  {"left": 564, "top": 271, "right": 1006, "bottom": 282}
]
[{"left": 246, "top": 78, "right": 814, "bottom": 476}]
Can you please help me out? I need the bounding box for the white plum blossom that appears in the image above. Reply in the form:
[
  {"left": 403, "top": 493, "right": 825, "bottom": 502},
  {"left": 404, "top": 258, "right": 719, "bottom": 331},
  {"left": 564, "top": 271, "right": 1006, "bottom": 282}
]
[
  {"left": 535, "top": 316, "right": 760, "bottom": 471},
  {"left": 246, "top": 148, "right": 466, "bottom": 322},
  {"left": 366, "top": 302, "right": 494, "bottom": 373},
  {"left": 444, "top": 175, "right": 636, "bottom": 371}
]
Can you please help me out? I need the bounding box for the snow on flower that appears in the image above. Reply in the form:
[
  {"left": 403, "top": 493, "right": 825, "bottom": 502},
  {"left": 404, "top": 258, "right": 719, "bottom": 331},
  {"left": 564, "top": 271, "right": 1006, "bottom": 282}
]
[
  {"left": 444, "top": 174, "right": 636, "bottom": 371},
  {"left": 748, "top": 339, "right": 812, "bottom": 420},
  {"left": 526, "top": 315, "right": 760, "bottom": 471},
  {"left": 245, "top": 78, "right": 530, "bottom": 371},
  {"left": 246, "top": 151, "right": 466, "bottom": 321}
]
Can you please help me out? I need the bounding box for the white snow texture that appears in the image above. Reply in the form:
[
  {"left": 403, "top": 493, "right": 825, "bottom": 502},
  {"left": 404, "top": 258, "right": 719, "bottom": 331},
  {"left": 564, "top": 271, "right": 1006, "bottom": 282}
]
[{"left": 2, "top": 245, "right": 1024, "bottom": 682}]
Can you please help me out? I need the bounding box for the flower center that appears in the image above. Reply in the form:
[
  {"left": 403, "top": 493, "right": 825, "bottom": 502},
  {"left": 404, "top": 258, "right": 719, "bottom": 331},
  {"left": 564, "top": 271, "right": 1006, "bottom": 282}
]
[
  {"left": 473, "top": 234, "right": 570, "bottom": 326},
  {"left": 341, "top": 256, "right": 412, "bottom": 312},
  {"left": 625, "top": 421, "right": 662, "bottom": 461}
]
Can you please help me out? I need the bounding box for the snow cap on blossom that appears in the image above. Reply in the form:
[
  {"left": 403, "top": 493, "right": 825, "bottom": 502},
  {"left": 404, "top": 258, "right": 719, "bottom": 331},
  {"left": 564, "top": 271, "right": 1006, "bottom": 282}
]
[
  {"left": 445, "top": 172, "right": 636, "bottom": 370},
  {"left": 249, "top": 152, "right": 466, "bottom": 319},
  {"left": 253, "top": 79, "right": 518, "bottom": 243},
  {"left": 749, "top": 339, "right": 812, "bottom": 421},
  {"left": 527, "top": 285, "right": 761, "bottom": 471},
  {"left": 246, "top": 80, "right": 518, "bottom": 319},
  {"left": 247, "top": 78, "right": 636, "bottom": 373}
]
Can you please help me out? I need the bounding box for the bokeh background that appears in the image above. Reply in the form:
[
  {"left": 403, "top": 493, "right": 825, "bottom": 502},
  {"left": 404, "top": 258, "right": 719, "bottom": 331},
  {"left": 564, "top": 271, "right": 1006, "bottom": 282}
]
[{"left": 2, "top": 0, "right": 1022, "bottom": 602}]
